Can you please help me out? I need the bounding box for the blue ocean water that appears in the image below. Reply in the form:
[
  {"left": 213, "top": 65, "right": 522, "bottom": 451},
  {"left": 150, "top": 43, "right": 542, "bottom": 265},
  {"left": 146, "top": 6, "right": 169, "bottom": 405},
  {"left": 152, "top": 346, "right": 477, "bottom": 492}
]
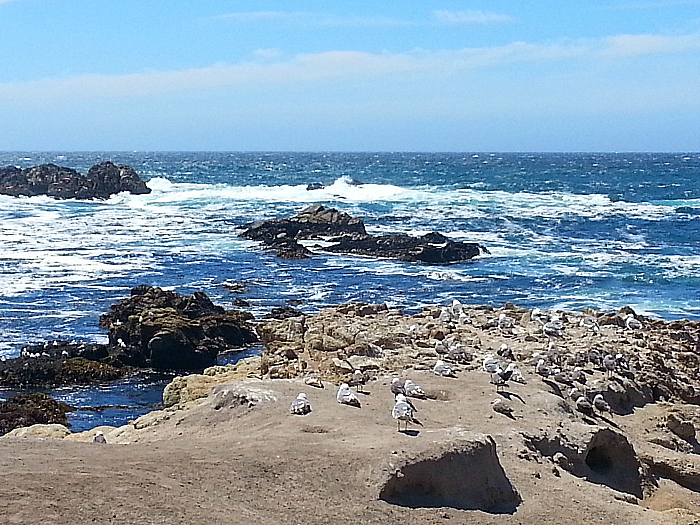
[{"left": 1, "top": 152, "right": 698, "bottom": 430}]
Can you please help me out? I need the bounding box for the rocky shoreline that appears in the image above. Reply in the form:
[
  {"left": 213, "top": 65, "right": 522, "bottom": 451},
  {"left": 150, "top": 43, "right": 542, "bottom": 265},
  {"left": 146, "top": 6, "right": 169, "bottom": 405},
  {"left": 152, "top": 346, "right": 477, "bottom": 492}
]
[{"left": 3, "top": 299, "right": 700, "bottom": 523}]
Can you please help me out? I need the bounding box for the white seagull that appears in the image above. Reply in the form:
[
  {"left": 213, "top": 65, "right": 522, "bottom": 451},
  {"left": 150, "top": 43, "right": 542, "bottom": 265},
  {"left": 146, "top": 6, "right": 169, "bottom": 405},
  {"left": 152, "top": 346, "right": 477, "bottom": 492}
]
[
  {"left": 392, "top": 394, "right": 422, "bottom": 432},
  {"left": 433, "top": 360, "right": 456, "bottom": 377},
  {"left": 290, "top": 393, "right": 311, "bottom": 415},
  {"left": 93, "top": 431, "right": 106, "bottom": 444},
  {"left": 404, "top": 379, "right": 426, "bottom": 399},
  {"left": 336, "top": 383, "right": 361, "bottom": 407}
]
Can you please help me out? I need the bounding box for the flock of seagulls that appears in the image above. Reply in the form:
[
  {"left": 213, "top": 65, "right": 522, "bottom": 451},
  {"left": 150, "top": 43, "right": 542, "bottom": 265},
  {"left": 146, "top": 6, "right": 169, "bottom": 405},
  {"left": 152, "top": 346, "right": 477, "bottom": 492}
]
[{"left": 286, "top": 303, "right": 633, "bottom": 432}]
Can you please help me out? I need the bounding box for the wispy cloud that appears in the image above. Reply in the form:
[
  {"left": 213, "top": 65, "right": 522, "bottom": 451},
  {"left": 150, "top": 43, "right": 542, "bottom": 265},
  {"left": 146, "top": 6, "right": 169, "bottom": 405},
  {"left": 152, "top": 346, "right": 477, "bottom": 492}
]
[
  {"left": 214, "top": 11, "right": 411, "bottom": 28},
  {"left": 431, "top": 10, "right": 514, "bottom": 25},
  {"left": 2, "top": 32, "right": 698, "bottom": 104}
]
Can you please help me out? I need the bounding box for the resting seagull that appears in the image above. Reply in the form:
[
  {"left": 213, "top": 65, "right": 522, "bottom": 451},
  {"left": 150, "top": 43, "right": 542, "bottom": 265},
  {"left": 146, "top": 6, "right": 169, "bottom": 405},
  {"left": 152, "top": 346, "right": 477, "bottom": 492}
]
[
  {"left": 392, "top": 394, "right": 422, "bottom": 432},
  {"left": 433, "top": 360, "right": 456, "bottom": 377},
  {"left": 492, "top": 399, "right": 514, "bottom": 417},
  {"left": 390, "top": 377, "right": 405, "bottom": 396},
  {"left": 290, "top": 393, "right": 311, "bottom": 415},
  {"left": 93, "top": 431, "right": 106, "bottom": 444},
  {"left": 336, "top": 383, "right": 361, "bottom": 407},
  {"left": 593, "top": 394, "right": 612, "bottom": 417},
  {"left": 404, "top": 379, "right": 426, "bottom": 399}
]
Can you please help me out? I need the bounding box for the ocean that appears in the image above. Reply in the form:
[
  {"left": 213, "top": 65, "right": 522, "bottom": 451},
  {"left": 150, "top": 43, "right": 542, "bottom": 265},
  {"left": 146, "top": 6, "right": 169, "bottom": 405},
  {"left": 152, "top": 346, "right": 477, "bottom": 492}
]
[{"left": 1, "top": 151, "right": 698, "bottom": 430}]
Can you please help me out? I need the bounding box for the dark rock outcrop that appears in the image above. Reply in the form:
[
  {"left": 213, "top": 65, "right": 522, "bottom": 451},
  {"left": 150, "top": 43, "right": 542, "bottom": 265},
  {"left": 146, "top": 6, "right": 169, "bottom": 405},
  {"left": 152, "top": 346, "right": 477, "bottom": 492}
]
[
  {"left": 326, "top": 231, "right": 484, "bottom": 263},
  {"left": 0, "top": 393, "right": 75, "bottom": 435},
  {"left": 0, "top": 354, "right": 127, "bottom": 388},
  {"left": 99, "top": 286, "right": 258, "bottom": 371},
  {"left": 240, "top": 204, "right": 486, "bottom": 263},
  {"left": 0, "top": 161, "right": 150, "bottom": 199}
]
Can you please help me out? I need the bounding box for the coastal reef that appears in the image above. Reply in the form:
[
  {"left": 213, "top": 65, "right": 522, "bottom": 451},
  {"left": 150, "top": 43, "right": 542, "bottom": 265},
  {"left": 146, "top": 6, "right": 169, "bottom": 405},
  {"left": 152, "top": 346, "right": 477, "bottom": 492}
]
[
  {"left": 0, "top": 161, "right": 150, "bottom": 199},
  {"left": 240, "top": 203, "right": 487, "bottom": 263},
  {"left": 4, "top": 301, "right": 700, "bottom": 523},
  {"left": 0, "top": 286, "right": 258, "bottom": 389}
]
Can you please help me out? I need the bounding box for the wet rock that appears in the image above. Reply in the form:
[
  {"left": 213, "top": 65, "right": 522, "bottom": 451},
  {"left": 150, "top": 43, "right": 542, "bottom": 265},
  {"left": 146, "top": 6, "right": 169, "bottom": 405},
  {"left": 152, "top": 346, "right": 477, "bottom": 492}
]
[
  {"left": 0, "top": 355, "right": 127, "bottom": 388},
  {"left": 0, "top": 161, "right": 150, "bottom": 199},
  {"left": 0, "top": 393, "right": 75, "bottom": 435},
  {"left": 99, "top": 286, "right": 257, "bottom": 371}
]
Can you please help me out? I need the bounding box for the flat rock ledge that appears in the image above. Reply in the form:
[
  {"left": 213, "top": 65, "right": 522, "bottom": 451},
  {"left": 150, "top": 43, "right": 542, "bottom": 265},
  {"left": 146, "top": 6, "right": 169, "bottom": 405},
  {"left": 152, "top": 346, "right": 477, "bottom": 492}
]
[
  {"left": 0, "top": 161, "right": 150, "bottom": 199},
  {"left": 240, "top": 203, "right": 487, "bottom": 263}
]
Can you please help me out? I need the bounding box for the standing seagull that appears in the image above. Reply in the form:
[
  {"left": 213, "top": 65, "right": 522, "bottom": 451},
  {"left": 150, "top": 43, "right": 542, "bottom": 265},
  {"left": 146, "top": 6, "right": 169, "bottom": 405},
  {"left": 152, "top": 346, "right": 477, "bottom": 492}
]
[
  {"left": 290, "top": 393, "right": 311, "bottom": 415},
  {"left": 349, "top": 369, "right": 366, "bottom": 392},
  {"left": 491, "top": 363, "right": 515, "bottom": 392},
  {"left": 392, "top": 394, "right": 422, "bottom": 432},
  {"left": 603, "top": 354, "right": 616, "bottom": 378},
  {"left": 337, "top": 383, "right": 361, "bottom": 407}
]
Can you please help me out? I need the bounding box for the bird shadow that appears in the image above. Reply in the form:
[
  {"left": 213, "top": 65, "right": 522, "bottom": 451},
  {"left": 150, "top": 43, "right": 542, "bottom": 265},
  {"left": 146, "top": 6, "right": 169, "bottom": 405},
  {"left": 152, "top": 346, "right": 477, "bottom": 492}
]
[
  {"left": 400, "top": 430, "right": 420, "bottom": 437},
  {"left": 498, "top": 391, "right": 525, "bottom": 404},
  {"left": 542, "top": 379, "right": 564, "bottom": 398},
  {"left": 597, "top": 414, "right": 621, "bottom": 429},
  {"left": 357, "top": 391, "right": 371, "bottom": 396}
]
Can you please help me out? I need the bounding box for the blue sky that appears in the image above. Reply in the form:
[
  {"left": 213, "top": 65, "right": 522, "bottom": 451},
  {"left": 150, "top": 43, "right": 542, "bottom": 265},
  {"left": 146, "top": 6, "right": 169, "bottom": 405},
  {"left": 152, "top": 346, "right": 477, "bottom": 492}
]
[{"left": 0, "top": 1, "right": 699, "bottom": 151}]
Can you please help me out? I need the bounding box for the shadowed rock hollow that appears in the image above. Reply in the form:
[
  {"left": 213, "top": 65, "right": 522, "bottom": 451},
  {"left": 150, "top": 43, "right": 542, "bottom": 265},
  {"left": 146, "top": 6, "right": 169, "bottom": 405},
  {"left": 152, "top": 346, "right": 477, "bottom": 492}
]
[{"left": 379, "top": 436, "right": 521, "bottom": 513}]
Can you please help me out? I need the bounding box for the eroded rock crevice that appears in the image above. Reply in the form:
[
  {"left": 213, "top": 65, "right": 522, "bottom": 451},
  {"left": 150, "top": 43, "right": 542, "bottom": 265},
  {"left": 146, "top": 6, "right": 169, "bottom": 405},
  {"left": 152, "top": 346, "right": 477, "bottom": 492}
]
[{"left": 379, "top": 436, "right": 521, "bottom": 514}]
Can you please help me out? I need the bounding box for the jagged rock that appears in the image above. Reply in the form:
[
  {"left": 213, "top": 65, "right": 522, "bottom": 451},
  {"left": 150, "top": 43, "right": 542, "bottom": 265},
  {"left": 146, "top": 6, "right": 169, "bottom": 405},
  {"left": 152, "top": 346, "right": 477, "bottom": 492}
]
[
  {"left": 666, "top": 413, "right": 696, "bottom": 440},
  {"left": 0, "top": 393, "right": 75, "bottom": 435},
  {"left": 326, "top": 231, "right": 485, "bottom": 264},
  {"left": 240, "top": 205, "right": 485, "bottom": 264},
  {"left": 0, "top": 161, "right": 150, "bottom": 199},
  {"left": 240, "top": 204, "right": 366, "bottom": 245},
  {"left": 0, "top": 355, "right": 127, "bottom": 388},
  {"left": 99, "top": 286, "right": 257, "bottom": 371}
]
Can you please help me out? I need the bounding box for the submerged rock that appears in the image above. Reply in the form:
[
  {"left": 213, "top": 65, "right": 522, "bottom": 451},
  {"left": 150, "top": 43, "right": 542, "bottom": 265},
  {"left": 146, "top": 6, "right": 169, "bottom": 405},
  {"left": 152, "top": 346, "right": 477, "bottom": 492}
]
[
  {"left": 0, "top": 161, "right": 150, "bottom": 199},
  {"left": 0, "top": 393, "right": 75, "bottom": 436}
]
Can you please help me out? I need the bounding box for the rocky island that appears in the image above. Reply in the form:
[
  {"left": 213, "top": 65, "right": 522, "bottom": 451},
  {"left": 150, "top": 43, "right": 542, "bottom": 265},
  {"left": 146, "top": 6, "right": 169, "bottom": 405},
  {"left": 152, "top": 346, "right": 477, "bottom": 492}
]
[
  {"left": 0, "top": 161, "right": 150, "bottom": 199},
  {"left": 240, "top": 203, "right": 487, "bottom": 263}
]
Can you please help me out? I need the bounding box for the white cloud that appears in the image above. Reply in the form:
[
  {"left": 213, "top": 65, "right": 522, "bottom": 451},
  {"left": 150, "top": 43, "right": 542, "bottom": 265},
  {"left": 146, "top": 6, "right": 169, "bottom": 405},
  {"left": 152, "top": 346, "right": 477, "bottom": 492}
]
[
  {"left": 1, "top": 32, "right": 698, "bottom": 105},
  {"left": 431, "top": 10, "right": 514, "bottom": 25}
]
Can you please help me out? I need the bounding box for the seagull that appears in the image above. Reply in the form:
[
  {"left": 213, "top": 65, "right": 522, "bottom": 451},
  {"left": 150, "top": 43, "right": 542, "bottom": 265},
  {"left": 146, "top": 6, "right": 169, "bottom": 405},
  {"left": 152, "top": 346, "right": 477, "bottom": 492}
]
[
  {"left": 568, "top": 387, "right": 583, "bottom": 401},
  {"left": 451, "top": 299, "right": 464, "bottom": 317},
  {"left": 336, "top": 383, "right": 361, "bottom": 407},
  {"left": 625, "top": 314, "right": 643, "bottom": 331},
  {"left": 390, "top": 377, "right": 405, "bottom": 396},
  {"left": 575, "top": 396, "right": 594, "bottom": 416},
  {"left": 510, "top": 366, "right": 527, "bottom": 384},
  {"left": 482, "top": 354, "right": 501, "bottom": 373},
  {"left": 349, "top": 369, "right": 366, "bottom": 392},
  {"left": 289, "top": 393, "right": 311, "bottom": 415},
  {"left": 438, "top": 307, "right": 452, "bottom": 323},
  {"left": 579, "top": 315, "right": 600, "bottom": 332},
  {"left": 392, "top": 394, "right": 422, "bottom": 432},
  {"left": 603, "top": 354, "right": 616, "bottom": 378},
  {"left": 93, "top": 431, "right": 106, "bottom": 444},
  {"left": 433, "top": 360, "right": 456, "bottom": 377},
  {"left": 434, "top": 340, "right": 447, "bottom": 354},
  {"left": 593, "top": 394, "right": 612, "bottom": 417},
  {"left": 497, "top": 344, "right": 514, "bottom": 361},
  {"left": 535, "top": 358, "right": 551, "bottom": 377},
  {"left": 404, "top": 379, "right": 426, "bottom": 399},
  {"left": 544, "top": 320, "right": 563, "bottom": 338},
  {"left": 491, "top": 363, "right": 516, "bottom": 392},
  {"left": 492, "top": 398, "right": 514, "bottom": 417}
]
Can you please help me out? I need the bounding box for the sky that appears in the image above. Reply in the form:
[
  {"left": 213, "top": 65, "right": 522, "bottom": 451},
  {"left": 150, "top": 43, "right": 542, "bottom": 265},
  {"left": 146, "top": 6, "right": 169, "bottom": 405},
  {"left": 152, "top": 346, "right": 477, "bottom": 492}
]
[{"left": 0, "top": 1, "right": 699, "bottom": 151}]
